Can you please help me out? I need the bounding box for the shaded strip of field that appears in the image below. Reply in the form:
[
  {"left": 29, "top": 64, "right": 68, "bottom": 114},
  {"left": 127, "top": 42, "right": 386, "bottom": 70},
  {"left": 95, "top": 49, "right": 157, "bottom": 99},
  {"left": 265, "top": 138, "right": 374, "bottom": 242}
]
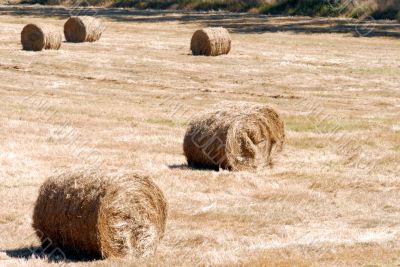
[{"left": 1, "top": 5, "right": 400, "bottom": 37}]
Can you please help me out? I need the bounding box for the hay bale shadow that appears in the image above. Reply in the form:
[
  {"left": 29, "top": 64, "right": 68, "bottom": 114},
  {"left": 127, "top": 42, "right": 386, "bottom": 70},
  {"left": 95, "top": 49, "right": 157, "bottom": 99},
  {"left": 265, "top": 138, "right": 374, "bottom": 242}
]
[
  {"left": 168, "top": 163, "right": 220, "bottom": 171},
  {"left": 3, "top": 245, "right": 96, "bottom": 262},
  {"left": 4, "top": 246, "right": 67, "bottom": 262}
]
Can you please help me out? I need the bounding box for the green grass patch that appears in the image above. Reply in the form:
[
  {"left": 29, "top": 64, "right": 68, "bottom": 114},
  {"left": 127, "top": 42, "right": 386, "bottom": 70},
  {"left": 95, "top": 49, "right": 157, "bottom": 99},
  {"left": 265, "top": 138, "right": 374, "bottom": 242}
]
[
  {"left": 355, "top": 67, "right": 400, "bottom": 76},
  {"left": 113, "top": 0, "right": 255, "bottom": 11},
  {"left": 373, "top": 154, "right": 399, "bottom": 169},
  {"left": 113, "top": 0, "right": 176, "bottom": 8},
  {"left": 284, "top": 115, "right": 373, "bottom": 133},
  {"left": 145, "top": 118, "right": 178, "bottom": 127},
  {"left": 260, "top": 0, "right": 342, "bottom": 17},
  {"left": 349, "top": 5, "right": 374, "bottom": 18},
  {"left": 288, "top": 136, "right": 329, "bottom": 149}
]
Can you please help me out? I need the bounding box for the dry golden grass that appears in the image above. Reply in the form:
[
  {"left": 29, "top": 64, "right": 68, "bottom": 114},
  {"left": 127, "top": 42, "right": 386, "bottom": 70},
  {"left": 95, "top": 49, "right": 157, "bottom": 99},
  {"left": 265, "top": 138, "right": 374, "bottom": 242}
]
[{"left": 0, "top": 5, "right": 399, "bottom": 266}]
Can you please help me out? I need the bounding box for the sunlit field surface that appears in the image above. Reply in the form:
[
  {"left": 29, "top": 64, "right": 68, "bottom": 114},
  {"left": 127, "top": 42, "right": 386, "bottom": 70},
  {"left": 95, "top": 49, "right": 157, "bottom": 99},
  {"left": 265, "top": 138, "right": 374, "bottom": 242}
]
[{"left": 0, "top": 5, "right": 399, "bottom": 266}]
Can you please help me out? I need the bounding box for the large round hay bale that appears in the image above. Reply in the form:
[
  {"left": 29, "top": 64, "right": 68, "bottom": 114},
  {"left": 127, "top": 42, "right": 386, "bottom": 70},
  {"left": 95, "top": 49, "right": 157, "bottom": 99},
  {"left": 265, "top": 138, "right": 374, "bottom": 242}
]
[
  {"left": 190, "top": 27, "right": 231, "bottom": 56},
  {"left": 21, "top": 24, "right": 62, "bottom": 51},
  {"left": 32, "top": 171, "right": 168, "bottom": 259},
  {"left": 183, "top": 104, "right": 285, "bottom": 171},
  {"left": 64, "top": 16, "right": 104, "bottom": 43}
]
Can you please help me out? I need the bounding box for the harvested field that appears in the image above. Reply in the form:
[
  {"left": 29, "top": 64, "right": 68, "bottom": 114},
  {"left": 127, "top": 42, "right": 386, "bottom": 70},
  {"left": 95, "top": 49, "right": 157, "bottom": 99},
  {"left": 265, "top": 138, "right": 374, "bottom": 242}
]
[{"left": 0, "top": 5, "right": 399, "bottom": 266}]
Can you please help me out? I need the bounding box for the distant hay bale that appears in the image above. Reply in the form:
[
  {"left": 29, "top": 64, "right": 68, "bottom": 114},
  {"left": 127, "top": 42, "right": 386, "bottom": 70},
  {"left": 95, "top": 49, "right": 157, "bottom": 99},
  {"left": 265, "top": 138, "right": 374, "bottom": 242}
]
[
  {"left": 190, "top": 27, "right": 231, "bottom": 56},
  {"left": 32, "top": 171, "right": 168, "bottom": 259},
  {"left": 64, "top": 16, "right": 104, "bottom": 43},
  {"left": 21, "top": 24, "right": 62, "bottom": 51},
  {"left": 183, "top": 104, "right": 285, "bottom": 171}
]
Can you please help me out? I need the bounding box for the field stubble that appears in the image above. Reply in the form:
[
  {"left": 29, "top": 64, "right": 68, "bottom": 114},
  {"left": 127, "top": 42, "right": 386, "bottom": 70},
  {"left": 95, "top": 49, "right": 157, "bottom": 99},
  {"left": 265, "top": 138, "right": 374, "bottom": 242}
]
[{"left": 0, "top": 5, "right": 399, "bottom": 266}]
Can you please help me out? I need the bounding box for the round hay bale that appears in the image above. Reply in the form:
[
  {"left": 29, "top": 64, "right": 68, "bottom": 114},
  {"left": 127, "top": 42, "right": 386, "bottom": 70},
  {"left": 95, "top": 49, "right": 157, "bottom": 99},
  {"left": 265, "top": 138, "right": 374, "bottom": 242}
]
[
  {"left": 183, "top": 104, "right": 285, "bottom": 171},
  {"left": 190, "top": 27, "right": 231, "bottom": 56},
  {"left": 32, "top": 171, "right": 168, "bottom": 259},
  {"left": 21, "top": 24, "right": 62, "bottom": 51},
  {"left": 64, "top": 16, "right": 104, "bottom": 43}
]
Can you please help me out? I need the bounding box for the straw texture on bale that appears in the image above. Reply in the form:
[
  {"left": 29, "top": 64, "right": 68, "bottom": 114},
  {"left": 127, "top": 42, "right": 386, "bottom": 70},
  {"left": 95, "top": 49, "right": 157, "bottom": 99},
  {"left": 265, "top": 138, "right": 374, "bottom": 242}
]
[
  {"left": 21, "top": 24, "right": 62, "bottom": 51},
  {"left": 183, "top": 104, "right": 285, "bottom": 171},
  {"left": 64, "top": 16, "right": 104, "bottom": 42},
  {"left": 32, "top": 171, "right": 168, "bottom": 259},
  {"left": 190, "top": 27, "right": 231, "bottom": 56}
]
